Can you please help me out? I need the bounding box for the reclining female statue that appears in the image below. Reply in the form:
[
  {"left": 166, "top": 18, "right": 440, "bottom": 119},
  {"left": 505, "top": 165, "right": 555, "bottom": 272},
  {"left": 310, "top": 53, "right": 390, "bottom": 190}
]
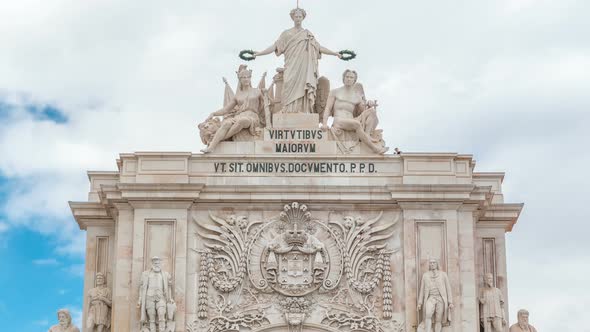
[{"left": 200, "top": 66, "right": 264, "bottom": 153}]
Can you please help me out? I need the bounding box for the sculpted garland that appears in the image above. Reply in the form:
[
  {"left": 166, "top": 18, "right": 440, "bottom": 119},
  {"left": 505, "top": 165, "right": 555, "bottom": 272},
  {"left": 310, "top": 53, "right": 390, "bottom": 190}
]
[{"left": 190, "top": 202, "right": 402, "bottom": 332}]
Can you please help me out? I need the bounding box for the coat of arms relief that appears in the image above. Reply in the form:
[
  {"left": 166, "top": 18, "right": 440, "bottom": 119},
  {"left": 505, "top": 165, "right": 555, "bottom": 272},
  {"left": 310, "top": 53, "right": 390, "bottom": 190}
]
[{"left": 188, "top": 203, "right": 403, "bottom": 332}]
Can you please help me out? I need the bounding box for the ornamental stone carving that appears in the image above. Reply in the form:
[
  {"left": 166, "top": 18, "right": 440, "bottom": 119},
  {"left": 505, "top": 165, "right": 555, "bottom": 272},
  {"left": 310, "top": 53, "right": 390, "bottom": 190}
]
[
  {"left": 49, "top": 309, "right": 80, "bottom": 332},
  {"left": 87, "top": 272, "right": 111, "bottom": 332},
  {"left": 138, "top": 256, "right": 177, "bottom": 332},
  {"left": 190, "top": 202, "right": 402, "bottom": 332}
]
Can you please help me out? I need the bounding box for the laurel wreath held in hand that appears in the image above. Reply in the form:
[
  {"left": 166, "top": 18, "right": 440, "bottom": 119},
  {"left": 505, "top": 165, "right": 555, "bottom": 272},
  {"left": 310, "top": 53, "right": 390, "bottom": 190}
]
[
  {"left": 339, "top": 50, "right": 357, "bottom": 61},
  {"left": 239, "top": 50, "right": 256, "bottom": 61}
]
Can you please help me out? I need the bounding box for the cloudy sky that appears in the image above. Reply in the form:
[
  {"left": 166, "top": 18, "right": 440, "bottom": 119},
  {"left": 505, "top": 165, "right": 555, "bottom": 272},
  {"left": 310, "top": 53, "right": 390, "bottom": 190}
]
[{"left": 0, "top": 0, "right": 588, "bottom": 331}]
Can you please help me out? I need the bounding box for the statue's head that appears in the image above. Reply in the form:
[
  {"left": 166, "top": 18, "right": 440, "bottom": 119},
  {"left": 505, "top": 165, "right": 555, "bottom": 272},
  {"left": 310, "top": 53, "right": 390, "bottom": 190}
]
[
  {"left": 484, "top": 273, "right": 494, "bottom": 287},
  {"left": 290, "top": 8, "right": 306, "bottom": 24},
  {"left": 428, "top": 258, "right": 439, "bottom": 271},
  {"left": 151, "top": 256, "right": 162, "bottom": 272},
  {"left": 96, "top": 272, "right": 106, "bottom": 286},
  {"left": 236, "top": 65, "right": 253, "bottom": 89},
  {"left": 57, "top": 308, "right": 72, "bottom": 327},
  {"left": 342, "top": 69, "right": 358, "bottom": 86},
  {"left": 517, "top": 309, "right": 530, "bottom": 325}
]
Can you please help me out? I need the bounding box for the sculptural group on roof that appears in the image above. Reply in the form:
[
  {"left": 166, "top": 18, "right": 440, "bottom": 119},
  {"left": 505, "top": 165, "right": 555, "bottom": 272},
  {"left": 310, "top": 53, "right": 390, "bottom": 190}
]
[{"left": 198, "top": 7, "right": 388, "bottom": 155}]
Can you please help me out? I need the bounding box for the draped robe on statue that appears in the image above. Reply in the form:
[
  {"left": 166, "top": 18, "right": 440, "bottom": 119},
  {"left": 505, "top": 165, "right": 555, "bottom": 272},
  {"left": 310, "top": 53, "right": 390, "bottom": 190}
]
[
  {"left": 480, "top": 287, "right": 504, "bottom": 322},
  {"left": 275, "top": 28, "right": 321, "bottom": 113}
]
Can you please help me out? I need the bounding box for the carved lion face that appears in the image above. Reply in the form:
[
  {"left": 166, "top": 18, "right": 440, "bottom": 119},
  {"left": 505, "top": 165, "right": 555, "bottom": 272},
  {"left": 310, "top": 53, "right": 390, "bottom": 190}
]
[{"left": 198, "top": 118, "right": 221, "bottom": 145}]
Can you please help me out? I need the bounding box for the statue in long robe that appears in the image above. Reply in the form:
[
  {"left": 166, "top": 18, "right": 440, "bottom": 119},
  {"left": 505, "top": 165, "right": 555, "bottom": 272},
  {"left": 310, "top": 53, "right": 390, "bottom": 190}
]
[
  {"left": 87, "top": 273, "right": 111, "bottom": 332},
  {"left": 254, "top": 8, "right": 342, "bottom": 114},
  {"left": 479, "top": 273, "right": 506, "bottom": 332}
]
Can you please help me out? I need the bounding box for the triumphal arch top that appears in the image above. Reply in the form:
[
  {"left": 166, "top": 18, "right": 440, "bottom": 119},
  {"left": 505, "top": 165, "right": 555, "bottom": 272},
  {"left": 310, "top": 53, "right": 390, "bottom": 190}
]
[{"left": 69, "top": 6, "right": 524, "bottom": 332}]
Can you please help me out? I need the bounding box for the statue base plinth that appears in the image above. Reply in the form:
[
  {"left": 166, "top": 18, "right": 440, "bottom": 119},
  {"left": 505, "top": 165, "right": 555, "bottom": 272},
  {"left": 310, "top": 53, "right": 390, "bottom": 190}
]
[{"left": 272, "top": 113, "right": 319, "bottom": 129}]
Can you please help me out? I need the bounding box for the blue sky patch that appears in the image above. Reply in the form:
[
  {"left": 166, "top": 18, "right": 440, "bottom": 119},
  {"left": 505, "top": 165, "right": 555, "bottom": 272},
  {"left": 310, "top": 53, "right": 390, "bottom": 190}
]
[{"left": 0, "top": 99, "right": 68, "bottom": 124}]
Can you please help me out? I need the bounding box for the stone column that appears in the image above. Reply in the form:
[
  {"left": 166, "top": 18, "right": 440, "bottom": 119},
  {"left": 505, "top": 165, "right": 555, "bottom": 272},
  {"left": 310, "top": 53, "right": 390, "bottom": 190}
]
[
  {"left": 400, "top": 203, "right": 462, "bottom": 332},
  {"left": 457, "top": 206, "right": 479, "bottom": 331},
  {"left": 129, "top": 201, "right": 192, "bottom": 332},
  {"left": 81, "top": 223, "right": 115, "bottom": 332},
  {"left": 111, "top": 203, "right": 134, "bottom": 332},
  {"left": 476, "top": 225, "right": 510, "bottom": 331}
]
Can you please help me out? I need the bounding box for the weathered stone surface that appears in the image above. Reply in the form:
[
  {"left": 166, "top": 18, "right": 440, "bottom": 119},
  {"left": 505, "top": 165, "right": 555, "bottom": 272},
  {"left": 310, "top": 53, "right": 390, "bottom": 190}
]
[{"left": 66, "top": 6, "right": 528, "bottom": 332}]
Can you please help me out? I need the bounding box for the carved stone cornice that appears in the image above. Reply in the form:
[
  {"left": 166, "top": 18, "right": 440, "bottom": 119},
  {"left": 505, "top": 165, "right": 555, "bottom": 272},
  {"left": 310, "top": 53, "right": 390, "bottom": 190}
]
[
  {"left": 69, "top": 201, "right": 114, "bottom": 230},
  {"left": 477, "top": 203, "right": 524, "bottom": 232}
]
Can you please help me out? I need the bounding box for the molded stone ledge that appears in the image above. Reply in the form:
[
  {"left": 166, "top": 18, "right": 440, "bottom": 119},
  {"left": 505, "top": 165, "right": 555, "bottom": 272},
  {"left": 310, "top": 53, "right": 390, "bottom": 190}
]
[{"left": 272, "top": 113, "right": 319, "bottom": 128}]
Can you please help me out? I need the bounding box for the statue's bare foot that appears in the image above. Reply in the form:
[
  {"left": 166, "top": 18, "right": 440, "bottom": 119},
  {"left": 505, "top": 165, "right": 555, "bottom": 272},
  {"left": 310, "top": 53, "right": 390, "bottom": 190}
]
[
  {"left": 201, "top": 147, "right": 212, "bottom": 154},
  {"left": 376, "top": 147, "right": 389, "bottom": 154}
]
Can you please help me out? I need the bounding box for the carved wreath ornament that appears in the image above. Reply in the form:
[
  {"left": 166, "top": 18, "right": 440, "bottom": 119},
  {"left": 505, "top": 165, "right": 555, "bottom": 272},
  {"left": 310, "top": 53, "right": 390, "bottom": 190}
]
[{"left": 191, "top": 202, "right": 401, "bottom": 332}]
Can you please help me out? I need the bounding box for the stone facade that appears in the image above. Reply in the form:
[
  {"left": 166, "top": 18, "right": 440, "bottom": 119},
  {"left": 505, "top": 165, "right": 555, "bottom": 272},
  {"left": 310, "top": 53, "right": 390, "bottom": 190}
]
[
  {"left": 70, "top": 121, "right": 523, "bottom": 331},
  {"left": 69, "top": 8, "right": 524, "bottom": 331}
]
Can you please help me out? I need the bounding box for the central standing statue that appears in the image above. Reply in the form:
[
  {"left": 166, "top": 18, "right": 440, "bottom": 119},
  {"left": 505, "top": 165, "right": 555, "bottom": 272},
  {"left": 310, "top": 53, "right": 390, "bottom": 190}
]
[
  {"left": 254, "top": 8, "right": 342, "bottom": 113},
  {"left": 417, "top": 259, "right": 454, "bottom": 332},
  {"left": 138, "top": 256, "right": 176, "bottom": 332}
]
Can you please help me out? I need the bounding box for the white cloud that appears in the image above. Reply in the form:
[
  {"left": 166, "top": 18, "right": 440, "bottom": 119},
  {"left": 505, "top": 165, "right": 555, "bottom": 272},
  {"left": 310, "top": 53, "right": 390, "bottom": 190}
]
[
  {"left": 0, "top": 1, "right": 589, "bottom": 331},
  {"left": 32, "top": 258, "right": 60, "bottom": 266}
]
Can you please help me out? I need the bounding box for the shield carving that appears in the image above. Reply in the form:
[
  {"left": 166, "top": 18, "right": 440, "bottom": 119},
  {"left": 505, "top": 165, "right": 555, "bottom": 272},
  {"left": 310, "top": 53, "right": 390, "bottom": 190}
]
[{"left": 278, "top": 250, "right": 314, "bottom": 286}]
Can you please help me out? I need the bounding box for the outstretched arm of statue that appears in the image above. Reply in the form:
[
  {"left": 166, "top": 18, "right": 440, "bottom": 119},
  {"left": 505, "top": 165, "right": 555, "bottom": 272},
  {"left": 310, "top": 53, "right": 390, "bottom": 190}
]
[
  {"left": 253, "top": 43, "right": 276, "bottom": 57},
  {"left": 320, "top": 46, "right": 342, "bottom": 58},
  {"left": 321, "top": 94, "right": 335, "bottom": 130}
]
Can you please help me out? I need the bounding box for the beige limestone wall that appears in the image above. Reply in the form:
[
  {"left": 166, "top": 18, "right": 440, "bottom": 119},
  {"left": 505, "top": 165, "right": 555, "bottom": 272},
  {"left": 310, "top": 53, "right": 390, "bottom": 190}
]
[{"left": 70, "top": 151, "right": 522, "bottom": 332}]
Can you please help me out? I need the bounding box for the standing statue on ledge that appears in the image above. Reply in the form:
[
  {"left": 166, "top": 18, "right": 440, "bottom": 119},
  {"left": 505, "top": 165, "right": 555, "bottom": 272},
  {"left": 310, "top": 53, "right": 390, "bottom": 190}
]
[
  {"left": 509, "top": 309, "right": 538, "bottom": 332},
  {"left": 253, "top": 8, "right": 342, "bottom": 114},
  {"left": 138, "top": 256, "right": 176, "bottom": 332},
  {"left": 417, "top": 258, "right": 454, "bottom": 332},
  {"left": 321, "top": 69, "right": 388, "bottom": 154},
  {"left": 479, "top": 273, "right": 506, "bottom": 332},
  {"left": 200, "top": 66, "right": 264, "bottom": 153},
  {"left": 87, "top": 272, "right": 111, "bottom": 332},
  {"left": 49, "top": 309, "right": 80, "bottom": 332}
]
